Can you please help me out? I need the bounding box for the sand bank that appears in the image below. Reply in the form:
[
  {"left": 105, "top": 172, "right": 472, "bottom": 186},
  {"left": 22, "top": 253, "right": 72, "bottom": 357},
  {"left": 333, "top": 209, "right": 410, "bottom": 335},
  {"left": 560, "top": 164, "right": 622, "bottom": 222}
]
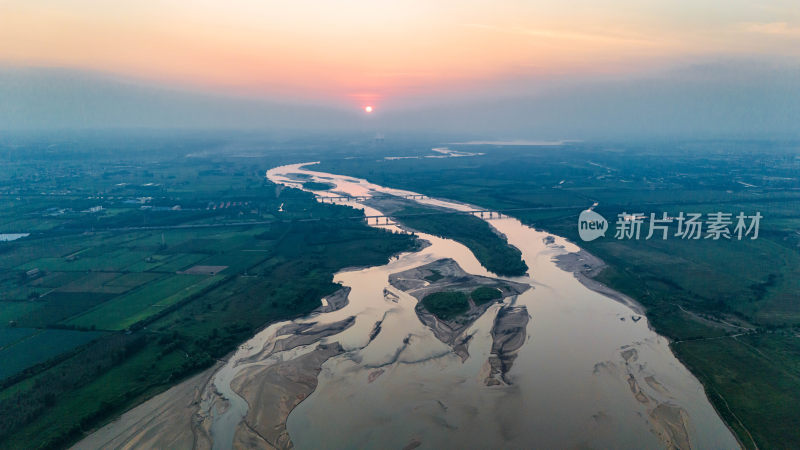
[
  {"left": 389, "top": 258, "right": 529, "bottom": 360},
  {"left": 552, "top": 247, "right": 646, "bottom": 316},
  {"left": 485, "top": 305, "right": 529, "bottom": 386},
  {"left": 71, "top": 363, "right": 220, "bottom": 450},
  {"left": 230, "top": 343, "right": 346, "bottom": 449}
]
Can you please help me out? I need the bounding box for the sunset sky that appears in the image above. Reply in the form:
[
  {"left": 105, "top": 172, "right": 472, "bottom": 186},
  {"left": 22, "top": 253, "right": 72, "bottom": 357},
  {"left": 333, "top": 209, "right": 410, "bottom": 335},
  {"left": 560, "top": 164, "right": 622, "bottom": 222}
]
[
  {"left": 1, "top": 1, "right": 799, "bottom": 136},
  {"left": 3, "top": 0, "right": 799, "bottom": 108}
]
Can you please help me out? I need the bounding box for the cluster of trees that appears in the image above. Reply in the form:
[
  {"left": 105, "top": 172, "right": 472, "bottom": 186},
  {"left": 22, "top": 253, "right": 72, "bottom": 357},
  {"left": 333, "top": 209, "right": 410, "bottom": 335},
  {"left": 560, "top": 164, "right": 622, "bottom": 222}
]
[
  {"left": 398, "top": 207, "right": 527, "bottom": 276},
  {"left": 470, "top": 286, "right": 503, "bottom": 305},
  {"left": 422, "top": 291, "right": 469, "bottom": 320},
  {"left": 0, "top": 334, "right": 145, "bottom": 442}
]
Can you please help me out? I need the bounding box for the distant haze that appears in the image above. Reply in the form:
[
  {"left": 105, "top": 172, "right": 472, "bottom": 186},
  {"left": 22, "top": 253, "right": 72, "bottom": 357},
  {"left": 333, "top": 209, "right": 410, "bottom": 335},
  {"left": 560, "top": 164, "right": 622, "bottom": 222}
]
[
  {"left": 2, "top": 60, "right": 798, "bottom": 139},
  {"left": 2, "top": 0, "right": 799, "bottom": 138}
]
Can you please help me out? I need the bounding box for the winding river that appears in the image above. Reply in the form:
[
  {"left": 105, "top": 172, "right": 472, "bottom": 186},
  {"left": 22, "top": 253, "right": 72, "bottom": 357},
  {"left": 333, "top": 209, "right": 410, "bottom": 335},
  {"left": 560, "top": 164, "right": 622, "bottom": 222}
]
[{"left": 201, "top": 162, "right": 738, "bottom": 449}]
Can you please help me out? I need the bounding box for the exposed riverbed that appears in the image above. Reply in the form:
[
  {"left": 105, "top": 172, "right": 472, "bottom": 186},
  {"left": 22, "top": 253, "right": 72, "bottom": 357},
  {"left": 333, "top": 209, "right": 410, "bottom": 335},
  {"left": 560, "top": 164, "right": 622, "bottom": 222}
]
[{"left": 76, "top": 162, "right": 739, "bottom": 449}]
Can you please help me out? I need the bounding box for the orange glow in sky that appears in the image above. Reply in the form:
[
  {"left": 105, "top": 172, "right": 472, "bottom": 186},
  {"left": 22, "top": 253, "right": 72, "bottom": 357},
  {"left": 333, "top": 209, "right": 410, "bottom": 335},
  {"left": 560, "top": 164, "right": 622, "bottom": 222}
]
[
  {"left": 365, "top": 106, "right": 374, "bottom": 113},
  {"left": 1, "top": 1, "right": 798, "bottom": 108}
]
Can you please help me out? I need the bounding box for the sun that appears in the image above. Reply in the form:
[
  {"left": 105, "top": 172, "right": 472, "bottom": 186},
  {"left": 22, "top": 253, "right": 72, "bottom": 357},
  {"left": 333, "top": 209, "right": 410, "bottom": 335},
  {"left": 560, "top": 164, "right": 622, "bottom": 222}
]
[{"left": 364, "top": 105, "right": 373, "bottom": 113}]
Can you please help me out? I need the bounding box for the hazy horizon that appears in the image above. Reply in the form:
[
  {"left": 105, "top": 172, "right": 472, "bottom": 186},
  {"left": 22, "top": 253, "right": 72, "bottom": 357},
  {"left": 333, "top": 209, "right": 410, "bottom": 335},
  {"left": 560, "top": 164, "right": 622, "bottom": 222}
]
[
  {"left": 2, "top": 58, "right": 799, "bottom": 139},
  {"left": 2, "top": 0, "right": 799, "bottom": 138}
]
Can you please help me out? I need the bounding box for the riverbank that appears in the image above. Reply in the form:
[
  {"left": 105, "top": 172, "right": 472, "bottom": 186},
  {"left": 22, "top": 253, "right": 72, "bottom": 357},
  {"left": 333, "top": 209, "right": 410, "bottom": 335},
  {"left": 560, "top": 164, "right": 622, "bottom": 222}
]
[
  {"left": 552, "top": 246, "right": 647, "bottom": 317},
  {"left": 72, "top": 362, "right": 220, "bottom": 450}
]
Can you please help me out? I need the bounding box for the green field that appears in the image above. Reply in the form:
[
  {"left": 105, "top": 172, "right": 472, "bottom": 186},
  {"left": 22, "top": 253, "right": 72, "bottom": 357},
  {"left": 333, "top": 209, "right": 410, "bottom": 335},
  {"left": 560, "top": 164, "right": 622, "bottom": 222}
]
[
  {"left": 16, "top": 292, "right": 117, "bottom": 328},
  {"left": 66, "top": 274, "right": 222, "bottom": 330},
  {"left": 16, "top": 249, "right": 152, "bottom": 272},
  {"left": 103, "top": 272, "right": 163, "bottom": 288},
  {"left": 675, "top": 335, "right": 800, "bottom": 447},
  {"left": 0, "top": 329, "right": 105, "bottom": 380},
  {"left": 0, "top": 302, "right": 43, "bottom": 324},
  {"left": 55, "top": 272, "right": 127, "bottom": 294},
  {"left": 0, "top": 328, "right": 37, "bottom": 350},
  {"left": 139, "top": 253, "right": 207, "bottom": 272}
]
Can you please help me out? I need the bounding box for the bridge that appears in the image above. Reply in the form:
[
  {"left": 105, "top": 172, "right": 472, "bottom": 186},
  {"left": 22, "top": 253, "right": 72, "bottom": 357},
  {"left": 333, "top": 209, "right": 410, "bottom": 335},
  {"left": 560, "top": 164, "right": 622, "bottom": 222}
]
[
  {"left": 315, "top": 194, "right": 427, "bottom": 203},
  {"left": 361, "top": 209, "right": 507, "bottom": 225},
  {"left": 313, "top": 193, "right": 511, "bottom": 223}
]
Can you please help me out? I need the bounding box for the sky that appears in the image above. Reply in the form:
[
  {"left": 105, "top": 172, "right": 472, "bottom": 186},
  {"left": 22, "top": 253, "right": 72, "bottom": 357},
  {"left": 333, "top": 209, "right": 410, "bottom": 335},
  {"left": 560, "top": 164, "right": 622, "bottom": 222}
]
[{"left": 1, "top": 1, "right": 799, "bottom": 136}]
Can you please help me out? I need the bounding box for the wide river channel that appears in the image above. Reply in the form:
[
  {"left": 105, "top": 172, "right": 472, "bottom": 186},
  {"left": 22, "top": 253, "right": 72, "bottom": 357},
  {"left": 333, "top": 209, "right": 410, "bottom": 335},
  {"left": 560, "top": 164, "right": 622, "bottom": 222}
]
[{"left": 203, "top": 162, "right": 738, "bottom": 449}]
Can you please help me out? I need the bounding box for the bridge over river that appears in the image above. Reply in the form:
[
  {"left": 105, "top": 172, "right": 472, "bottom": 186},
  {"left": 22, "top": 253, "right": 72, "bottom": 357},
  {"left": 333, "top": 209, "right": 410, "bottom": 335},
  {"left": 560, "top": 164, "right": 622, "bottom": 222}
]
[{"left": 315, "top": 193, "right": 427, "bottom": 203}]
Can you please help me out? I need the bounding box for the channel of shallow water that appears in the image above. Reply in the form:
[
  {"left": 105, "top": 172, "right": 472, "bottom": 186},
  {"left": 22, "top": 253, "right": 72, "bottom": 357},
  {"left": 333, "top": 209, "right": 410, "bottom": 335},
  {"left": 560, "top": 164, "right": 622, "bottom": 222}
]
[{"left": 204, "top": 162, "right": 737, "bottom": 449}]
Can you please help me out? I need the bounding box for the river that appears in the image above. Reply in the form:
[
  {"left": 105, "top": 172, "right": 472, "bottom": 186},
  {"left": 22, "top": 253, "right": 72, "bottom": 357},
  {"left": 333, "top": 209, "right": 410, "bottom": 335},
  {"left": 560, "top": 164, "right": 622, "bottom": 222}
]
[{"left": 201, "top": 162, "right": 738, "bottom": 449}]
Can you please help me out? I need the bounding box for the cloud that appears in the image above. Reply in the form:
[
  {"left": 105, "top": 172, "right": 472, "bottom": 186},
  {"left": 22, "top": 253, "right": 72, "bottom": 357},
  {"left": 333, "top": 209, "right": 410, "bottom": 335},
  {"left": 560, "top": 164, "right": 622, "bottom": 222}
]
[
  {"left": 742, "top": 22, "right": 800, "bottom": 37},
  {"left": 460, "top": 23, "right": 657, "bottom": 46}
]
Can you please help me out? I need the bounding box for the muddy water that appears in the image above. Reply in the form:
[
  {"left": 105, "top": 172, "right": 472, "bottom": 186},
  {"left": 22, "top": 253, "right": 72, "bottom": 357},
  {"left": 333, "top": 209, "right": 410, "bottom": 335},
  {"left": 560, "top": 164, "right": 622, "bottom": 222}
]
[{"left": 206, "top": 162, "right": 738, "bottom": 449}]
